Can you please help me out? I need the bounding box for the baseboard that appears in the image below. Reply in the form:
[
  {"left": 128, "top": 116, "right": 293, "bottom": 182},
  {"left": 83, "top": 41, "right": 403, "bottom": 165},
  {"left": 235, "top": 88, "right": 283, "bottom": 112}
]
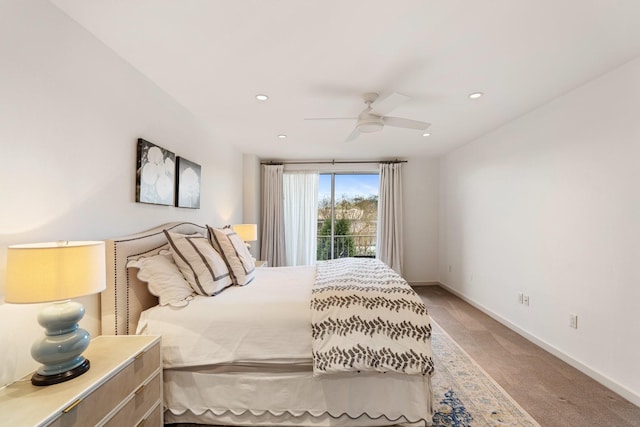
[
  {"left": 436, "top": 281, "right": 640, "bottom": 408},
  {"left": 409, "top": 281, "right": 440, "bottom": 287}
]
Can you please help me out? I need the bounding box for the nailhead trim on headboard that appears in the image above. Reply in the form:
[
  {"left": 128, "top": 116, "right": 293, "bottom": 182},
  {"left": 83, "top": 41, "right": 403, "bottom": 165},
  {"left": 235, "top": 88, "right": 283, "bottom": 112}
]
[{"left": 103, "top": 222, "right": 208, "bottom": 336}]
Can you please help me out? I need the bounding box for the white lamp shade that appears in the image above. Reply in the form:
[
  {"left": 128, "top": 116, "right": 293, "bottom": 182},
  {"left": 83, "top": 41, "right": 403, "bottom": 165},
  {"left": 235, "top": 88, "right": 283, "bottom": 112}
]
[
  {"left": 5, "top": 241, "right": 106, "bottom": 304},
  {"left": 232, "top": 224, "right": 257, "bottom": 242}
]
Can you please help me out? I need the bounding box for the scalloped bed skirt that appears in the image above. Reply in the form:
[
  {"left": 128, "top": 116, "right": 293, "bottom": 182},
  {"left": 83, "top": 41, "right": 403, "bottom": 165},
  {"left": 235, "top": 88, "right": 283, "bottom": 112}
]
[{"left": 163, "top": 367, "right": 434, "bottom": 426}]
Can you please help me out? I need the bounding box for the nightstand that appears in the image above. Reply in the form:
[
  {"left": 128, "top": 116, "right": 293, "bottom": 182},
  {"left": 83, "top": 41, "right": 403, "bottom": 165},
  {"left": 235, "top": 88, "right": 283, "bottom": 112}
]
[
  {"left": 255, "top": 260, "right": 268, "bottom": 268},
  {"left": 0, "top": 335, "right": 162, "bottom": 427}
]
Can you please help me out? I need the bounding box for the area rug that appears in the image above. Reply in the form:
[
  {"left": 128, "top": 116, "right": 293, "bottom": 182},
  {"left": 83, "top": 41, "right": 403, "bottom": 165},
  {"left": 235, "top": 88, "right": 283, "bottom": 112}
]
[{"left": 429, "top": 322, "right": 540, "bottom": 427}]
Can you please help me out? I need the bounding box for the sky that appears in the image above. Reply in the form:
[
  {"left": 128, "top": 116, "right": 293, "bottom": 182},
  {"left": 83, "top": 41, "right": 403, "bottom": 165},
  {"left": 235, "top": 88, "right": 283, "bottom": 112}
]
[{"left": 318, "top": 173, "right": 379, "bottom": 201}]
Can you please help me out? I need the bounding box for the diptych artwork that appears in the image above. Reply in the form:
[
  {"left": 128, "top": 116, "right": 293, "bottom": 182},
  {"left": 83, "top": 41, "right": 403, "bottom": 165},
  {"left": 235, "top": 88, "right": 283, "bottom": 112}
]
[
  {"left": 176, "top": 157, "right": 201, "bottom": 209},
  {"left": 136, "top": 139, "right": 176, "bottom": 206},
  {"left": 135, "top": 139, "right": 202, "bottom": 209}
]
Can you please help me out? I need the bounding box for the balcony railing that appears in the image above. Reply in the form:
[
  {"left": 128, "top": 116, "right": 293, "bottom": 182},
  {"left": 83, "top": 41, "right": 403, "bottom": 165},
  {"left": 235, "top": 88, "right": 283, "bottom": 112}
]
[{"left": 316, "top": 234, "right": 376, "bottom": 261}]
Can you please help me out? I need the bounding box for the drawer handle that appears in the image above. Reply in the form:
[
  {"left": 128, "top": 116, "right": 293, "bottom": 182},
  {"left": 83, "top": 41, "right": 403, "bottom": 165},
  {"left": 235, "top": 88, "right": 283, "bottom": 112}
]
[
  {"left": 62, "top": 398, "right": 82, "bottom": 413},
  {"left": 136, "top": 418, "right": 146, "bottom": 427},
  {"left": 134, "top": 350, "right": 146, "bottom": 360},
  {"left": 135, "top": 384, "right": 146, "bottom": 395}
]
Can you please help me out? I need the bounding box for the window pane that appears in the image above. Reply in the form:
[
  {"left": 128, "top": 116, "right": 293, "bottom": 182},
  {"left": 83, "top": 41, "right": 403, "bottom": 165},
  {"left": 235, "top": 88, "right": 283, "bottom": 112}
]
[{"left": 317, "top": 173, "right": 378, "bottom": 260}]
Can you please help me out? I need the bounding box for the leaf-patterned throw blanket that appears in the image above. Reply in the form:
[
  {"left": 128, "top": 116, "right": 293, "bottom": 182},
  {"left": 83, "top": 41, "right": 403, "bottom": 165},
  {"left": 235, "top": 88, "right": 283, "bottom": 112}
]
[{"left": 311, "top": 257, "right": 435, "bottom": 376}]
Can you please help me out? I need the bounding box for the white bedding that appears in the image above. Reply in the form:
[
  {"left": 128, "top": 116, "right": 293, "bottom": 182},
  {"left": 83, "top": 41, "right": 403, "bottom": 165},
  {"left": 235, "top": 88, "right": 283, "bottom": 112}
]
[
  {"left": 136, "top": 265, "right": 315, "bottom": 368},
  {"left": 164, "top": 368, "right": 433, "bottom": 426}
]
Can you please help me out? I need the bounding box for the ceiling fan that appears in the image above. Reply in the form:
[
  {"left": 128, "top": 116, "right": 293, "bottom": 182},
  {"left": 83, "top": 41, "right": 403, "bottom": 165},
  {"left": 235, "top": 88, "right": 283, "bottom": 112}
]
[{"left": 305, "top": 92, "right": 431, "bottom": 142}]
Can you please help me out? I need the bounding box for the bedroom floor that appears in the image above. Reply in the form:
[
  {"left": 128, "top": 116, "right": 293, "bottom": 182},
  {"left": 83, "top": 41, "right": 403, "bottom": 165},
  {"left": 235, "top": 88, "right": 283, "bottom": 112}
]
[{"left": 415, "top": 285, "right": 640, "bottom": 427}]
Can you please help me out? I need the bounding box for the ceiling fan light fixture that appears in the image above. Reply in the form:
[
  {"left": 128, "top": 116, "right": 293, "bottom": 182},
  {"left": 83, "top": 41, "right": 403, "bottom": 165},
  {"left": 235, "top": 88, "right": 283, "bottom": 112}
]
[
  {"left": 356, "top": 114, "right": 384, "bottom": 133},
  {"left": 358, "top": 122, "right": 384, "bottom": 133}
]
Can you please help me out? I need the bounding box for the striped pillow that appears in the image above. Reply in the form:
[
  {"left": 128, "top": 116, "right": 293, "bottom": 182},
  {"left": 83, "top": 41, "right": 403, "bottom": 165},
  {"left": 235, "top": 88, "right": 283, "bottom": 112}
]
[
  {"left": 164, "top": 230, "right": 233, "bottom": 296},
  {"left": 207, "top": 226, "right": 256, "bottom": 286}
]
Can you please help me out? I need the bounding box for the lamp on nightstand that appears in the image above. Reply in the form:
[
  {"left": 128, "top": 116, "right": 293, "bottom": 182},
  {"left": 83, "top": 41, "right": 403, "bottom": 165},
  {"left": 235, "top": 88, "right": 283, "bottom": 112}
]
[
  {"left": 232, "top": 224, "right": 257, "bottom": 249},
  {"left": 5, "top": 241, "right": 106, "bottom": 386},
  {"left": 232, "top": 223, "right": 257, "bottom": 260}
]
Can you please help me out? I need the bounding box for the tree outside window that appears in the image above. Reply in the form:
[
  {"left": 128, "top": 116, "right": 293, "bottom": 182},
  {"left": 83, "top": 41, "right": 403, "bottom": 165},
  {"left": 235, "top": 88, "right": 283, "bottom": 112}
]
[{"left": 317, "top": 173, "right": 378, "bottom": 261}]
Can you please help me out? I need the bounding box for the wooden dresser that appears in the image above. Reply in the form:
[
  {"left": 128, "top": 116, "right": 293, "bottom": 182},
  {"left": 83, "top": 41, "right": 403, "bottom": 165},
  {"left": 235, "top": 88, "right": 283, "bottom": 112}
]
[{"left": 0, "top": 335, "right": 161, "bottom": 427}]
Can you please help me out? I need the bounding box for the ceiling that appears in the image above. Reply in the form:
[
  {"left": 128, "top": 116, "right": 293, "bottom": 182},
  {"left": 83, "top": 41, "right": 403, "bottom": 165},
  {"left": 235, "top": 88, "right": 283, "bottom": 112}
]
[{"left": 50, "top": 0, "right": 640, "bottom": 161}]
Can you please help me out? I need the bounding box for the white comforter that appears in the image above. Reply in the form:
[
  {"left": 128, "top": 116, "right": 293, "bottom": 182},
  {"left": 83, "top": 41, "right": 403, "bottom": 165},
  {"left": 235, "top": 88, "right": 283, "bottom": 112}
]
[{"left": 136, "top": 265, "right": 315, "bottom": 368}]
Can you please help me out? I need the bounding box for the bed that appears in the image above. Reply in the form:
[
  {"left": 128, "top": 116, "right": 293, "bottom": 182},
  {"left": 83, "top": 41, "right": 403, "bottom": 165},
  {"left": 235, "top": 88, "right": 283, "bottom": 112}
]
[{"left": 102, "top": 222, "right": 434, "bottom": 426}]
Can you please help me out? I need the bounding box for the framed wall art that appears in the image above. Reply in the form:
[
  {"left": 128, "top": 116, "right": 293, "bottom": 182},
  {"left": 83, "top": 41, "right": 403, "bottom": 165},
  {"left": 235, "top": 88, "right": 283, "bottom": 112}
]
[
  {"left": 136, "top": 138, "right": 175, "bottom": 206},
  {"left": 175, "top": 156, "right": 201, "bottom": 209}
]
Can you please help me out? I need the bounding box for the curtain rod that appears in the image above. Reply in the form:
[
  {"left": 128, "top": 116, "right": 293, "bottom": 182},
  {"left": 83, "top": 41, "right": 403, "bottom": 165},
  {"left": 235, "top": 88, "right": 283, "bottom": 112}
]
[{"left": 260, "top": 159, "right": 407, "bottom": 165}]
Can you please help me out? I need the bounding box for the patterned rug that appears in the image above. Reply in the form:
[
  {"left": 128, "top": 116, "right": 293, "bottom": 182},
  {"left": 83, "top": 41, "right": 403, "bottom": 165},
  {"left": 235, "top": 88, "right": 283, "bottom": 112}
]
[{"left": 430, "top": 322, "right": 540, "bottom": 427}]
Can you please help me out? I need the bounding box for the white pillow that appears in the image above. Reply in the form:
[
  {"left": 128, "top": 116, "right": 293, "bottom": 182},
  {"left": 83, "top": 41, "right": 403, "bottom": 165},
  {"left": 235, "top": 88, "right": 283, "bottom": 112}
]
[
  {"left": 207, "top": 226, "right": 256, "bottom": 286},
  {"left": 164, "top": 230, "right": 233, "bottom": 296},
  {"left": 127, "top": 251, "right": 194, "bottom": 307}
]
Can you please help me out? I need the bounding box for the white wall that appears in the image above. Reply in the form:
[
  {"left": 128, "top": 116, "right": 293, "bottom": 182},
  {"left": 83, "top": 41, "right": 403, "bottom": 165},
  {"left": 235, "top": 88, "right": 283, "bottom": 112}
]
[
  {"left": 0, "top": 0, "right": 243, "bottom": 387},
  {"left": 439, "top": 56, "right": 640, "bottom": 405},
  {"left": 402, "top": 157, "right": 439, "bottom": 283}
]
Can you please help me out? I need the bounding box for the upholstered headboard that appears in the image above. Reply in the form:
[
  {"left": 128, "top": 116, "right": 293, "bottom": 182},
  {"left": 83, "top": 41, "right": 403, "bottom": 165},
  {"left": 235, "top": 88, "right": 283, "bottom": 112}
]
[{"left": 101, "top": 222, "right": 207, "bottom": 335}]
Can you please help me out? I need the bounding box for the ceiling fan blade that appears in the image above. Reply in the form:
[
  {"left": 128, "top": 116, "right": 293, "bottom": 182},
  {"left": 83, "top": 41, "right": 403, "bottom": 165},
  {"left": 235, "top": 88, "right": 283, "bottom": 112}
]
[
  {"left": 370, "top": 92, "right": 410, "bottom": 116},
  {"left": 304, "top": 117, "right": 357, "bottom": 121},
  {"left": 345, "top": 127, "right": 360, "bottom": 142},
  {"left": 383, "top": 116, "right": 431, "bottom": 130}
]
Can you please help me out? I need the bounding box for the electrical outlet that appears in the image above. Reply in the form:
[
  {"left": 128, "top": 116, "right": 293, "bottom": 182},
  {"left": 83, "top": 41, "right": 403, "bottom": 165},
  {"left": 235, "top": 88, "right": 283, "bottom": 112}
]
[
  {"left": 523, "top": 295, "right": 530, "bottom": 306},
  {"left": 569, "top": 314, "right": 578, "bottom": 329},
  {"left": 518, "top": 293, "right": 524, "bottom": 304}
]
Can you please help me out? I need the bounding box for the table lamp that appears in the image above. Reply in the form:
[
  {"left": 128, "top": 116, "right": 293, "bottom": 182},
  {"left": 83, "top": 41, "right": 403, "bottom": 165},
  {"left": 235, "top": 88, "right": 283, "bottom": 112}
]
[
  {"left": 232, "top": 224, "right": 257, "bottom": 249},
  {"left": 232, "top": 224, "right": 257, "bottom": 261},
  {"left": 5, "top": 241, "right": 106, "bottom": 386}
]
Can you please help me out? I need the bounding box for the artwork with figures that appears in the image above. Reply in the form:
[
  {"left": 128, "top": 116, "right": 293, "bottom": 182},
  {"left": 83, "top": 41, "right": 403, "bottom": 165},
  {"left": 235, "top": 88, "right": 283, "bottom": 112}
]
[
  {"left": 136, "top": 138, "right": 175, "bottom": 206},
  {"left": 176, "top": 156, "right": 201, "bottom": 208}
]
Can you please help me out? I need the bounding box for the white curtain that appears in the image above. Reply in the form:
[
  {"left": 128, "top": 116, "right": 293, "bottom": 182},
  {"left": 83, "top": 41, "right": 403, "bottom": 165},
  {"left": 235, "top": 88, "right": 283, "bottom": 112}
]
[
  {"left": 377, "top": 163, "right": 404, "bottom": 275},
  {"left": 260, "top": 165, "right": 286, "bottom": 267},
  {"left": 283, "top": 172, "right": 319, "bottom": 266}
]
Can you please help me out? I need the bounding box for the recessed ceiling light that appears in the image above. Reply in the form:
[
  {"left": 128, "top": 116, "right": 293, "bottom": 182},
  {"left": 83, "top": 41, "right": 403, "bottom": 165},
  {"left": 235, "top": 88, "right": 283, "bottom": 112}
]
[
  {"left": 469, "top": 92, "right": 483, "bottom": 99},
  {"left": 256, "top": 94, "right": 269, "bottom": 101},
  {"left": 422, "top": 132, "right": 431, "bottom": 137},
  {"left": 277, "top": 134, "right": 287, "bottom": 139}
]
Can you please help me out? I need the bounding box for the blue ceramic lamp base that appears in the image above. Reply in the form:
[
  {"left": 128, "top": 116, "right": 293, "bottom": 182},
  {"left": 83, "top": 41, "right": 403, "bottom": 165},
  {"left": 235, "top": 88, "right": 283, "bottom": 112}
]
[{"left": 31, "top": 300, "right": 91, "bottom": 386}]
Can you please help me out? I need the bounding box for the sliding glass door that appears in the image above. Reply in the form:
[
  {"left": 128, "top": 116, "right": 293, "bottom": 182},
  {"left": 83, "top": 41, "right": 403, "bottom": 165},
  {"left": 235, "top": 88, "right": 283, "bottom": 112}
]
[{"left": 317, "top": 173, "right": 379, "bottom": 261}]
